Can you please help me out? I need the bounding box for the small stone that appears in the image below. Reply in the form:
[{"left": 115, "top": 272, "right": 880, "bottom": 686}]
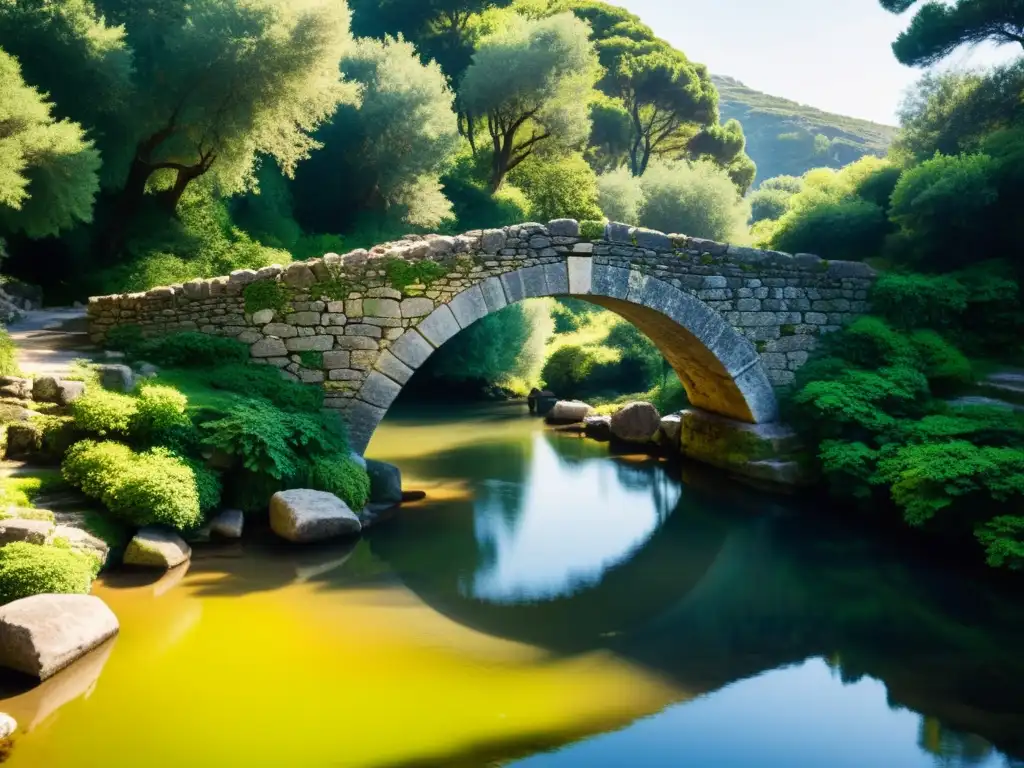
[
  {"left": 610, "top": 402, "right": 662, "bottom": 443},
  {"left": 123, "top": 527, "right": 191, "bottom": 569},
  {"left": 250, "top": 338, "right": 288, "bottom": 358},
  {"left": 583, "top": 415, "right": 612, "bottom": 441},
  {"left": 546, "top": 400, "right": 595, "bottom": 425},
  {"left": 366, "top": 460, "right": 402, "bottom": 505},
  {"left": 0, "top": 713, "right": 15, "bottom": 739},
  {"left": 269, "top": 490, "right": 361, "bottom": 543},
  {"left": 96, "top": 364, "right": 135, "bottom": 393},
  {"left": 57, "top": 380, "right": 87, "bottom": 404},
  {"left": 251, "top": 309, "right": 274, "bottom": 325},
  {"left": 262, "top": 323, "right": 298, "bottom": 338},
  {"left": 31, "top": 376, "right": 61, "bottom": 403},
  {"left": 548, "top": 219, "right": 580, "bottom": 237},
  {"left": 400, "top": 298, "right": 434, "bottom": 318},
  {"left": 209, "top": 509, "right": 244, "bottom": 539},
  {"left": 52, "top": 525, "right": 110, "bottom": 566}
]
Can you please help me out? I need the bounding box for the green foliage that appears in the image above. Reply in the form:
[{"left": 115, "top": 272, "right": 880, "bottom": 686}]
[
  {"left": 871, "top": 272, "right": 969, "bottom": 330},
  {"left": 69, "top": 390, "right": 138, "bottom": 437},
  {"left": 888, "top": 153, "right": 999, "bottom": 269},
  {"left": 199, "top": 401, "right": 347, "bottom": 481},
  {"left": 579, "top": 220, "right": 606, "bottom": 240},
  {"left": 299, "top": 351, "right": 324, "bottom": 370},
  {"left": 0, "top": 542, "right": 98, "bottom": 605},
  {"left": 426, "top": 303, "right": 535, "bottom": 387},
  {"left": 910, "top": 330, "right": 972, "bottom": 389},
  {"left": 0, "top": 48, "right": 100, "bottom": 238},
  {"left": 307, "top": 457, "right": 371, "bottom": 510},
  {"left": 541, "top": 345, "right": 595, "bottom": 397},
  {"left": 103, "top": 324, "right": 145, "bottom": 356},
  {"left": 596, "top": 167, "right": 644, "bottom": 225},
  {"left": 157, "top": 365, "right": 324, "bottom": 413},
  {"left": 976, "top": 516, "right": 1024, "bottom": 570},
  {"left": 508, "top": 153, "right": 603, "bottom": 222},
  {"left": 384, "top": 259, "right": 447, "bottom": 292},
  {"left": 62, "top": 440, "right": 217, "bottom": 530},
  {"left": 134, "top": 383, "right": 190, "bottom": 434},
  {"left": 460, "top": 12, "right": 600, "bottom": 191},
  {"left": 879, "top": 0, "right": 1024, "bottom": 67},
  {"left": 243, "top": 281, "right": 290, "bottom": 316},
  {"left": 768, "top": 199, "right": 887, "bottom": 262},
  {"left": 135, "top": 333, "right": 250, "bottom": 369},
  {"left": 0, "top": 326, "right": 17, "bottom": 376}
]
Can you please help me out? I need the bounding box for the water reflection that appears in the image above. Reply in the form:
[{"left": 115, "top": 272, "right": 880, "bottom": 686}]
[{"left": 465, "top": 434, "right": 679, "bottom": 603}]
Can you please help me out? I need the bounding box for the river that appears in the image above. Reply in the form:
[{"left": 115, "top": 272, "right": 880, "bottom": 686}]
[{"left": 1, "top": 401, "right": 1022, "bottom": 767}]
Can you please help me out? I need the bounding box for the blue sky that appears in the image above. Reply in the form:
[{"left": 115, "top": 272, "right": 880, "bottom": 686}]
[{"left": 615, "top": 0, "right": 1019, "bottom": 125}]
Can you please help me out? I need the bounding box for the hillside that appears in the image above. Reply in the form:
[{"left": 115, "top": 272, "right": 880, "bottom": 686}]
[{"left": 712, "top": 75, "right": 898, "bottom": 185}]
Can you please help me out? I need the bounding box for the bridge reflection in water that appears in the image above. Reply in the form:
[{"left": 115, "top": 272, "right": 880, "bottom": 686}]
[{"left": 367, "top": 418, "right": 1024, "bottom": 767}]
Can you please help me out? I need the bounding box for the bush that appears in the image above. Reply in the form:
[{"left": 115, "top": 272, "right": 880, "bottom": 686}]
[
  {"left": 69, "top": 390, "right": 138, "bottom": 437},
  {"left": 0, "top": 326, "right": 18, "bottom": 376},
  {"left": 62, "top": 440, "right": 217, "bottom": 531},
  {"left": 636, "top": 159, "right": 751, "bottom": 241},
  {"left": 138, "top": 333, "right": 250, "bottom": 368},
  {"left": 748, "top": 186, "right": 793, "bottom": 224},
  {"left": 597, "top": 166, "right": 643, "bottom": 224},
  {"left": 541, "top": 345, "right": 596, "bottom": 397},
  {"left": 910, "top": 330, "right": 972, "bottom": 389},
  {"left": 768, "top": 198, "right": 888, "bottom": 262},
  {"left": 104, "top": 324, "right": 146, "bottom": 355},
  {"left": 0, "top": 542, "right": 99, "bottom": 605},
  {"left": 160, "top": 364, "right": 324, "bottom": 412},
  {"left": 243, "top": 280, "right": 290, "bottom": 315},
  {"left": 509, "top": 154, "right": 603, "bottom": 222},
  {"left": 199, "top": 401, "right": 347, "bottom": 480},
  {"left": 307, "top": 457, "right": 371, "bottom": 510},
  {"left": 871, "top": 272, "right": 969, "bottom": 330},
  {"left": 134, "top": 384, "right": 190, "bottom": 433}
]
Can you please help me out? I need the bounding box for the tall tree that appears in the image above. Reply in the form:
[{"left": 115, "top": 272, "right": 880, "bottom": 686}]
[
  {"left": 291, "top": 35, "right": 460, "bottom": 231},
  {"left": 460, "top": 12, "right": 599, "bottom": 192},
  {"left": 0, "top": 48, "right": 101, "bottom": 238},
  {"left": 880, "top": 0, "right": 1024, "bottom": 66}
]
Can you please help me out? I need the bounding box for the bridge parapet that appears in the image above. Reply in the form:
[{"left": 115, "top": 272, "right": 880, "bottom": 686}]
[{"left": 88, "top": 220, "right": 875, "bottom": 448}]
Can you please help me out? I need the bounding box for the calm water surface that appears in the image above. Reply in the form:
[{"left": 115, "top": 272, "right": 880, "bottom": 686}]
[{"left": 1, "top": 401, "right": 1022, "bottom": 767}]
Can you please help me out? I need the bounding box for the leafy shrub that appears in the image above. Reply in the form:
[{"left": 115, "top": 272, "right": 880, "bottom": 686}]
[
  {"left": 62, "top": 440, "right": 217, "bottom": 530},
  {"left": 976, "top": 516, "right": 1024, "bottom": 570},
  {"left": 160, "top": 365, "right": 323, "bottom": 412},
  {"left": 509, "top": 154, "right": 603, "bottom": 222},
  {"left": 139, "top": 333, "right": 250, "bottom": 368},
  {"left": 0, "top": 326, "right": 18, "bottom": 376},
  {"left": 871, "top": 272, "right": 969, "bottom": 330},
  {"left": 837, "top": 317, "right": 916, "bottom": 369},
  {"left": 541, "top": 345, "right": 596, "bottom": 397},
  {"left": 579, "top": 220, "right": 606, "bottom": 240},
  {"left": 383, "top": 259, "right": 447, "bottom": 292},
  {"left": 199, "top": 401, "right": 347, "bottom": 480},
  {"left": 768, "top": 198, "right": 888, "bottom": 262},
  {"left": 910, "top": 330, "right": 972, "bottom": 389},
  {"left": 134, "top": 384, "right": 190, "bottom": 433},
  {"left": 69, "top": 390, "right": 138, "bottom": 437},
  {"left": 243, "top": 280, "right": 290, "bottom": 315},
  {"left": 597, "top": 166, "right": 643, "bottom": 224},
  {"left": 307, "top": 457, "right": 371, "bottom": 510},
  {"left": 225, "top": 470, "right": 290, "bottom": 515},
  {"left": 0, "top": 542, "right": 99, "bottom": 605}
]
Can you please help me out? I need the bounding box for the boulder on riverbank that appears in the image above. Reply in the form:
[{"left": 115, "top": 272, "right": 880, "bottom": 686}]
[
  {"left": 546, "top": 400, "right": 594, "bottom": 425},
  {"left": 123, "top": 527, "right": 191, "bottom": 569},
  {"left": 0, "top": 519, "right": 54, "bottom": 546},
  {"left": 209, "top": 509, "right": 244, "bottom": 539},
  {"left": 52, "top": 525, "right": 109, "bottom": 567},
  {"left": 0, "top": 594, "right": 119, "bottom": 680},
  {"left": 270, "top": 490, "right": 361, "bottom": 543},
  {"left": 583, "top": 415, "right": 612, "bottom": 441},
  {"left": 610, "top": 402, "right": 661, "bottom": 444},
  {"left": 366, "top": 460, "right": 402, "bottom": 505}
]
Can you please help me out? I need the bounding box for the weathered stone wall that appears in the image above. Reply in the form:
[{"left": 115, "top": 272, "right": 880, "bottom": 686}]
[{"left": 88, "top": 219, "right": 875, "bottom": 449}]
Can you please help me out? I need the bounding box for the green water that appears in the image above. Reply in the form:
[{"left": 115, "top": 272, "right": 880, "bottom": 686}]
[{"left": 0, "top": 401, "right": 1022, "bottom": 767}]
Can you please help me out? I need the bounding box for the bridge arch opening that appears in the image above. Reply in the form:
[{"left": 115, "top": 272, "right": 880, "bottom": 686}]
[{"left": 348, "top": 260, "right": 777, "bottom": 454}]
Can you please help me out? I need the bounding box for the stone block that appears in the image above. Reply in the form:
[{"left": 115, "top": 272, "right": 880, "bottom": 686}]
[
  {"left": 480, "top": 229, "right": 506, "bottom": 253},
  {"left": 282, "top": 263, "right": 316, "bottom": 288},
  {"left": 285, "top": 336, "right": 334, "bottom": 352},
  {"left": 334, "top": 337, "right": 379, "bottom": 351},
  {"left": 262, "top": 323, "right": 297, "bottom": 338},
  {"left": 251, "top": 309, "right": 274, "bottom": 325},
  {"left": 479, "top": 277, "right": 508, "bottom": 313},
  {"left": 323, "top": 351, "right": 350, "bottom": 369},
  {"left": 543, "top": 262, "right": 569, "bottom": 295},
  {"left": 346, "top": 324, "right": 383, "bottom": 338},
  {"left": 375, "top": 350, "right": 414, "bottom": 385},
  {"left": 417, "top": 305, "right": 460, "bottom": 347},
  {"left": 251, "top": 338, "right": 288, "bottom": 357},
  {"left": 448, "top": 284, "right": 488, "bottom": 329},
  {"left": 96, "top": 365, "right": 135, "bottom": 393},
  {"left": 389, "top": 330, "right": 434, "bottom": 369},
  {"left": 400, "top": 298, "right": 434, "bottom": 318},
  {"left": 363, "top": 298, "right": 401, "bottom": 318},
  {"left": 633, "top": 228, "right": 671, "bottom": 251},
  {"left": 286, "top": 311, "right": 321, "bottom": 327},
  {"left": 567, "top": 256, "right": 593, "bottom": 295}
]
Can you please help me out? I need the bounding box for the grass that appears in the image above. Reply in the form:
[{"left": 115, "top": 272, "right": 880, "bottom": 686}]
[{"left": 0, "top": 469, "right": 67, "bottom": 509}]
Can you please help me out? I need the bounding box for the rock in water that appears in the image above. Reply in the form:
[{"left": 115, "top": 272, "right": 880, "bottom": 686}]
[
  {"left": 610, "top": 402, "right": 662, "bottom": 443},
  {"left": 583, "top": 415, "right": 612, "bottom": 441},
  {"left": 366, "top": 460, "right": 402, "bottom": 505},
  {"left": 545, "top": 400, "right": 594, "bottom": 425},
  {"left": 123, "top": 527, "right": 191, "bottom": 568},
  {"left": 657, "top": 413, "right": 683, "bottom": 448},
  {"left": 0, "top": 594, "right": 119, "bottom": 680},
  {"left": 269, "top": 490, "right": 361, "bottom": 543},
  {"left": 209, "top": 509, "right": 244, "bottom": 539}
]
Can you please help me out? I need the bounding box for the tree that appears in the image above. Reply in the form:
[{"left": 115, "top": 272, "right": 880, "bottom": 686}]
[
  {"left": 596, "top": 165, "right": 643, "bottom": 223},
  {"left": 509, "top": 152, "right": 602, "bottom": 221},
  {"left": 879, "top": 0, "right": 1024, "bottom": 66},
  {"left": 98, "top": 0, "right": 358, "bottom": 216},
  {"left": 292, "top": 35, "right": 460, "bottom": 231},
  {"left": 460, "top": 12, "right": 599, "bottom": 192},
  {"left": 636, "top": 158, "right": 751, "bottom": 241},
  {"left": 0, "top": 48, "right": 101, "bottom": 238}
]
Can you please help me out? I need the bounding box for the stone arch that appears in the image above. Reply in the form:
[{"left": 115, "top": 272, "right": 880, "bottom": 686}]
[{"left": 348, "top": 258, "right": 777, "bottom": 454}]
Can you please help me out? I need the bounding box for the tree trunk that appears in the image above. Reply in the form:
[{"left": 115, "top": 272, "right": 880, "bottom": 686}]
[
  {"left": 155, "top": 164, "right": 206, "bottom": 214},
  {"left": 93, "top": 155, "right": 153, "bottom": 263}
]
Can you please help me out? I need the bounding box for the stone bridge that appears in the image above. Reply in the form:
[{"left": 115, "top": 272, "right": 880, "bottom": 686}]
[{"left": 87, "top": 220, "right": 875, "bottom": 454}]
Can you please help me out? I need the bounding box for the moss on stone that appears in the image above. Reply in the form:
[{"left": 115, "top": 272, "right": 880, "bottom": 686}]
[
  {"left": 243, "top": 280, "right": 290, "bottom": 315},
  {"left": 384, "top": 259, "right": 446, "bottom": 292},
  {"left": 579, "top": 220, "right": 606, "bottom": 240},
  {"left": 700, "top": 254, "right": 715, "bottom": 266}
]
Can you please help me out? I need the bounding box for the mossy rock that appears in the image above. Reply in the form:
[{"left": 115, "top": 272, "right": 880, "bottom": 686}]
[
  {"left": 4, "top": 417, "right": 78, "bottom": 462},
  {"left": 679, "top": 408, "right": 804, "bottom": 471}
]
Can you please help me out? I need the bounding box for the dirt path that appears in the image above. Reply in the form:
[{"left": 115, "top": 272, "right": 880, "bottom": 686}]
[{"left": 6, "top": 308, "right": 97, "bottom": 378}]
